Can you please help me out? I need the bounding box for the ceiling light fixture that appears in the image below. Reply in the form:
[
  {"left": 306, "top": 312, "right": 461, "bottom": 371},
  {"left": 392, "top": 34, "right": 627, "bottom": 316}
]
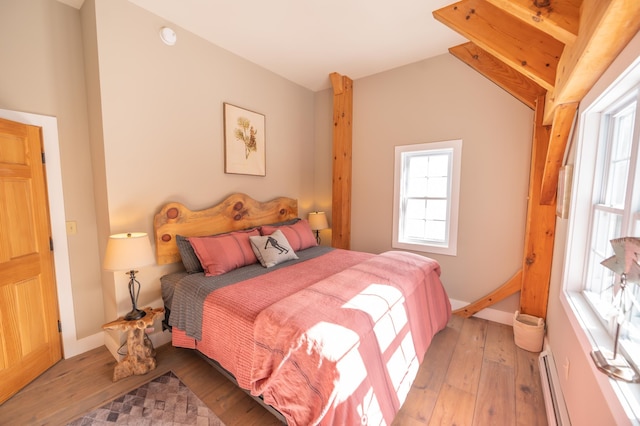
[{"left": 159, "top": 26, "right": 177, "bottom": 46}]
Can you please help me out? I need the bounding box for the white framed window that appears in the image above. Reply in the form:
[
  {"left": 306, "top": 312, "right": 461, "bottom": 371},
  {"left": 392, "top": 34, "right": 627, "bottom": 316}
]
[
  {"left": 392, "top": 140, "right": 462, "bottom": 256},
  {"left": 563, "top": 54, "right": 640, "bottom": 420},
  {"left": 582, "top": 87, "right": 640, "bottom": 367}
]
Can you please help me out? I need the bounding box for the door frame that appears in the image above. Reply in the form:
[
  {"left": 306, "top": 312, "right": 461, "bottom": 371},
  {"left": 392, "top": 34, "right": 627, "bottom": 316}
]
[{"left": 0, "top": 108, "right": 103, "bottom": 358}]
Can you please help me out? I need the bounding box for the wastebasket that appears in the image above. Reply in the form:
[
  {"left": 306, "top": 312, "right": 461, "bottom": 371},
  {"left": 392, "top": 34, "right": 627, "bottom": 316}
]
[{"left": 513, "top": 311, "right": 545, "bottom": 352}]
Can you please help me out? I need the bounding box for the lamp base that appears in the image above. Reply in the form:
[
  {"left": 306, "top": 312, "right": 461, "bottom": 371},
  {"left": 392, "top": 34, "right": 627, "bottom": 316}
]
[
  {"left": 591, "top": 349, "right": 640, "bottom": 383},
  {"left": 124, "top": 308, "right": 146, "bottom": 321}
]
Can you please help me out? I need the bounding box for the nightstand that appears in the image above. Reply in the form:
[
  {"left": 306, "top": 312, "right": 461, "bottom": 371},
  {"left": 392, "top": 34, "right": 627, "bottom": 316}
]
[{"left": 102, "top": 307, "right": 164, "bottom": 382}]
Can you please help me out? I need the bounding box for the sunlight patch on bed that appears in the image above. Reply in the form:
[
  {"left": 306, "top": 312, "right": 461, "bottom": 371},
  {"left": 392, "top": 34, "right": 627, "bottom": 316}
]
[
  {"left": 387, "top": 332, "right": 419, "bottom": 397},
  {"left": 342, "top": 283, "right": 409, "bottom": 353},
  {"left": 357, "top": 386, "right": 385, "bottom": 426},
  {"left": 306, "top": 321, "right": 360, "bottom": 359}
]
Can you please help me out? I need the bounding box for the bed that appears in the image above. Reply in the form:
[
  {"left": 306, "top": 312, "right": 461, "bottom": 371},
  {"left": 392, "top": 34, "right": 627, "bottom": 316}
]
[{"left": 154, "top": 193, "right": 451, "bottom": 425}]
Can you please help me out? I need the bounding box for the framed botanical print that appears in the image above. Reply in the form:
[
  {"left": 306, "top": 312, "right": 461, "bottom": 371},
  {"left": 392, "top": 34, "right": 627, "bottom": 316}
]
[{"left": 223, "top": 103, "right": 266, "bottom": 176}]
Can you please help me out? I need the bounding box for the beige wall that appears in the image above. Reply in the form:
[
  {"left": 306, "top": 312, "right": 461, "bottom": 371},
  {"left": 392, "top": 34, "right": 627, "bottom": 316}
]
[
  {"left": 1, "top": 0, "right": 317, "bottom": 354},
  {"left": 87, "top": 0, "right": 317, "bottom": 342},
  {"left": 0, "top": 0, "right": 103, "bottom": 343},
  {"left": 344, "top": 54, "right": 533, "bottom": 315}
]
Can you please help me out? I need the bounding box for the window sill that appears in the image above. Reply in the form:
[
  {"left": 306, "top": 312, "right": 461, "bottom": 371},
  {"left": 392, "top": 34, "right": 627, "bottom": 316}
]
[{"left": 561, "top": 290, "right": 640, "bottom": 423}]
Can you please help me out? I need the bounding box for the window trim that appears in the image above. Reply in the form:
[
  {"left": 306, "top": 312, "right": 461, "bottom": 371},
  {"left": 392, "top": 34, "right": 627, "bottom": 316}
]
[{"left": 392, "top": 139, "right": 462, "bottom": 256}]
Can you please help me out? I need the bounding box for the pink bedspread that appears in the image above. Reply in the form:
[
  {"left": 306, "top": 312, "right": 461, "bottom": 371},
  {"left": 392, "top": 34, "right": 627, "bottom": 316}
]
[{"left": 171, "top": 249, "right": 451, "bottom": 425}]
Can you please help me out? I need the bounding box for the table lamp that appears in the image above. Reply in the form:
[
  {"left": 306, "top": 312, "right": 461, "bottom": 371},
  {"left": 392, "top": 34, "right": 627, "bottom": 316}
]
[
  {"left": 308, "top": 211, "right": 329, "bottom": 244},
  {"left": 103, "top": 232, "right": 155, "bottom": 320}
]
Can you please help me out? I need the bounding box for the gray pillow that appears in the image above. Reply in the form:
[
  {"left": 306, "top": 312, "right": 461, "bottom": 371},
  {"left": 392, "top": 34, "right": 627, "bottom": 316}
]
[{"left": 176, "top": 235, "right": 203, "bottom": 273}]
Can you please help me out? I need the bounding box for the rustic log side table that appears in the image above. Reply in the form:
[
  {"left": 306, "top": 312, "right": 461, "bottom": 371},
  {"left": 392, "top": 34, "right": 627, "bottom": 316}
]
[{"left": 102, "top": 307, "right": 164, "bottom": 382}]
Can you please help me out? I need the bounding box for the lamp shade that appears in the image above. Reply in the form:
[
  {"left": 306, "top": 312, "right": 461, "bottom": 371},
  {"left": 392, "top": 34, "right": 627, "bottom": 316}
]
[
  {"left": 103, "top": 232, "right": 155, "bottom": 271},
  {"left": 308, "top": 211, "right": 329, "bottom": 231}
]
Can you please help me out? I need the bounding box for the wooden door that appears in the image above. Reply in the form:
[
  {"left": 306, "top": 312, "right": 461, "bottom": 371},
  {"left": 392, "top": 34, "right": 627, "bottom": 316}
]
[{"left": 0, "top": 117, "right": 61, "bottom": 403}]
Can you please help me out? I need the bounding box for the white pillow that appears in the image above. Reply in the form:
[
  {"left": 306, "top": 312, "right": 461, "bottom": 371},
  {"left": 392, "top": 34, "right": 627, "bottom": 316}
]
[{"left": 249, "top": 229, "right": 298, "bottom": 268}]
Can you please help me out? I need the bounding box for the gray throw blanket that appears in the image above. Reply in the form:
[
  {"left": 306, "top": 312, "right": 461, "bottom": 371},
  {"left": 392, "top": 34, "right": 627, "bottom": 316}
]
[{"left": 161, "top": 246, "right": 333, "bottom": 341}]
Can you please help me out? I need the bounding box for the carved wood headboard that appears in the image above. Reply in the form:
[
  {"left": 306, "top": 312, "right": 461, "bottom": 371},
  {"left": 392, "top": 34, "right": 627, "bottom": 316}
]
[{"left": 153, "top": 193, "right": 298, "bottom": 265}]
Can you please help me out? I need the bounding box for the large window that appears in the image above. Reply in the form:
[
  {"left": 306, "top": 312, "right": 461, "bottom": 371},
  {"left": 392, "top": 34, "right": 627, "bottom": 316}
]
[
  {"left": 392, "top": 140, "right": 462, "bottom": 256},
  {"left": 584, "top": 92, "right": 640, "bottom": 362},
  {"left": 564, "top": 54, "right": 640, "bottom": 420},
  {"left": 583, "top": 89, "right": 640, "bottom": 368}
]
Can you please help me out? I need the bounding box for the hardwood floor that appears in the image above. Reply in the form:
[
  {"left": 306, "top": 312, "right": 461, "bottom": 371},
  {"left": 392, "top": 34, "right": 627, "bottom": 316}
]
[{"left": 0, "top": 316, "right": 548, "bottom": 425}]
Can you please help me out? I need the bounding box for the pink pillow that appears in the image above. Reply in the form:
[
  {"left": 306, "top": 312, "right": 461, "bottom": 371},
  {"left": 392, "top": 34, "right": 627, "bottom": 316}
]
[
  {"left": 260, "top": 219, "right": 317, "bottom": 251},
  {"left": 188, "top": 229, "right": 259, "bottom": 276}
]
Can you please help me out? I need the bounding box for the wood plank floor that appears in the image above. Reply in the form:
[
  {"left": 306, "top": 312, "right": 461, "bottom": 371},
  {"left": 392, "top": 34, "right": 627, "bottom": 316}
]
[{"left": 0, "top": 316, "right": 548, "bottom": 425}]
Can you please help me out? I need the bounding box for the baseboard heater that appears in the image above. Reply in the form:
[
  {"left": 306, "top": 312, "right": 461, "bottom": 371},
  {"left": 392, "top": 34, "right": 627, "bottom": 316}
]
[{"left": 539, "top": 350, "right": 571, "bottom": 425}]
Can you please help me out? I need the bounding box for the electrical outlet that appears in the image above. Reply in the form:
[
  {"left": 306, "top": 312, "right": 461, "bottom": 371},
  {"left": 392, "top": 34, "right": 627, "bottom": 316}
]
[{"left": 66, "top": 221, "right": 77, "bottom": 235}]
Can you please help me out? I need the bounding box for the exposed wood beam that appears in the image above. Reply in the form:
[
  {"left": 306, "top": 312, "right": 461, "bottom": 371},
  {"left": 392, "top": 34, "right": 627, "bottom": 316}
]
[
  {"left": 433, "top": 0, "right": 565, "bottom": 91},
  {"left": 484, "top": 0, "right": 580, "bottom": 45},
  {"left": 520, "top": 96, "right": 556, "bottom": 318},
  {"left": 539, "top": 102, "right": 578, "bottom": 204},
  {"left": 434, "top": 0, "right": 640, "bottom": 319},
  {"left": 453, "top": 269, "right": 522, "bottom": 318},
  {"left": 330, "top": 72, "right": 353, "bottom": 250},
  {"left": 545, "top": 0, "right": 640, "bottom": 123},
  {"left": 449, "top": 42, "right": 547, "bottom": 109}
]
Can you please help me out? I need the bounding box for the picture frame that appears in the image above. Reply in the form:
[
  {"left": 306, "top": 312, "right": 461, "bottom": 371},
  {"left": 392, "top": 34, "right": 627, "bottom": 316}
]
[{"left": 223, "top": 103, "right": 266, "bottom": 176}]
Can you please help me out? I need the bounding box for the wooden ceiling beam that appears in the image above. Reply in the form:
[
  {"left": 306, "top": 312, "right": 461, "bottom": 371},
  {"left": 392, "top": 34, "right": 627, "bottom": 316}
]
[
  {"left": 433, "top": 0, "right": 564, "bottom": 91},
  {"left": 449, "top": 42, "right": 546, "bottom": 109},
  {"left": 484, "top": 0, "right": 580, "bottom": 45},
  {"left": 545, "top": 0, "right": 640, "bottom": 124}
]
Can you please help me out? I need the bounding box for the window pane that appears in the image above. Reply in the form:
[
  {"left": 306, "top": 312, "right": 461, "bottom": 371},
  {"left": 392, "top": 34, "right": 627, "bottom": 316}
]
[
  {"left": 609, "top": 160, "right": 629, "bottom": 207},
  {"left": 426, "top": 176, "right": 448, "bottom": 198},
  {"left": 604, "top": 102, "right": 635, "bottom": 207},
  {"left": 408, "top": 156, "right": 429, "bottom": 177},
  {"left": 425, "top": 199, "right": 447, "bottom": 220},
  {"left": 405, "top": 198, "right": 426, "bottom": 219},
  {"left": 586, "top": 208, "right": 622, "bottom": 294},
  {"left": 405, "top": 219, "right": 426, "bottom": 239},
  {"left": 406, "top": 177, "right": 427, "bottom": 197},
  {"left": 402, "top": 151, "right": 451, "bottom": 244},
  {"left": 425, "top": 219, "right": 446, "bottom": 242},
  {"left": 428, "top": 154, "right": 449, "bottom": 177}
]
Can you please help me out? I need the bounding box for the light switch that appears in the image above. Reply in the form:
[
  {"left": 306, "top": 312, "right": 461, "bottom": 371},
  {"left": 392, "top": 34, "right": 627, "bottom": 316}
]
[{"left": 66, "top": 221, "right": 77, "bottom": 235}]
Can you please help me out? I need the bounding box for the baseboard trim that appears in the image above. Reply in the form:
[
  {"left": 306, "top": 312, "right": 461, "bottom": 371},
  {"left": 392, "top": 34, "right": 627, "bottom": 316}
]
[
  {"left": 449, "top": 298, "right": 514, "bottom": 325},
  {"left": 63, "top": 332, "right": 104, "bottom": 359}
]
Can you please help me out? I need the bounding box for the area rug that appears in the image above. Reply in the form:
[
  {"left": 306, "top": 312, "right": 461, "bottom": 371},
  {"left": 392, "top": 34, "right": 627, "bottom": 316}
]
[{"left": 67, "top": 371, "right": 225, "bottom": 425}]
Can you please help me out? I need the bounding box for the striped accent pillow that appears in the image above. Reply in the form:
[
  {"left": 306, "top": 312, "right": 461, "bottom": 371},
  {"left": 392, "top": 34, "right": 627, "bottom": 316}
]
[
  {"left": 189, "top": 228, "right": 259, "bottom": 276},
  {"left": 260, "top": 219, "right": 317, "bottom": 251}
]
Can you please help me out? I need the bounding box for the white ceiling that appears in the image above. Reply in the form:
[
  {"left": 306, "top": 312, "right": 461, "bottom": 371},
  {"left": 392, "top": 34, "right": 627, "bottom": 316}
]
[{"left": 59, "top": 0, "right": 466, "bottom": 92}]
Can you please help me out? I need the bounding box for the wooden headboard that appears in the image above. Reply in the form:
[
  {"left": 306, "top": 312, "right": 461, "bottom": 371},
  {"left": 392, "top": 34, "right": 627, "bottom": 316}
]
[{"left": 153, "top": 193, "right": 298, "bottom": 265}]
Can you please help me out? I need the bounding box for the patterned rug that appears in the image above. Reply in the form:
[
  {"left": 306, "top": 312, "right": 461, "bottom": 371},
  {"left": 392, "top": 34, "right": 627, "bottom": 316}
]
[{"left": 67, "top": 371, "right": 225, "bottom": 425}]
